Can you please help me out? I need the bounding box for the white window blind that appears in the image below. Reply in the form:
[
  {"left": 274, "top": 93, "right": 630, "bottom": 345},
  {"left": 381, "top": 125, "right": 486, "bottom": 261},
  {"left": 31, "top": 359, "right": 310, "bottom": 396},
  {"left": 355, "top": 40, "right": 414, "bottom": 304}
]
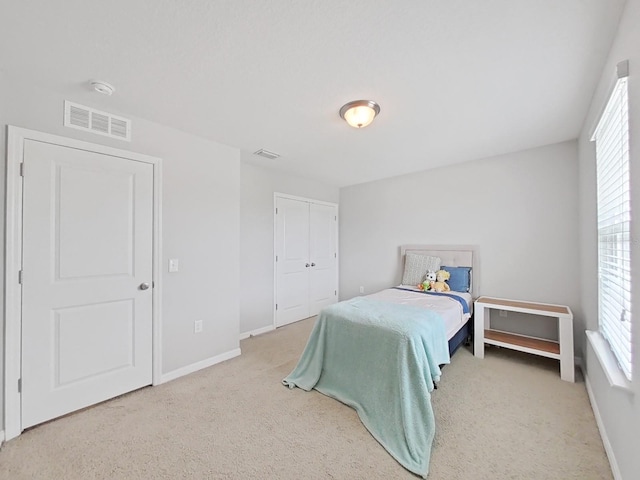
[{"left": 592, "top": 73, "right": 632, "bottom": 381}]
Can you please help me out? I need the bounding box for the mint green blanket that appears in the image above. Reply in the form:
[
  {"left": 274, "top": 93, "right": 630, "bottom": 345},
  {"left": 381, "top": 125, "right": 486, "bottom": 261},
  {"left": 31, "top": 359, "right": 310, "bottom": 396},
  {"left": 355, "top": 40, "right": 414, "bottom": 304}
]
[{"left": 283, "top": 297, "right": 450, "bottom": 478}]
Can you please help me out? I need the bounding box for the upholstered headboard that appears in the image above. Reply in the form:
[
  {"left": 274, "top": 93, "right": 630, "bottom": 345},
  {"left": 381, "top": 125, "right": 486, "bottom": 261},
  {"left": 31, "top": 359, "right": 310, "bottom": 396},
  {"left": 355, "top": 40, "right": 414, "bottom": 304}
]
[{"left": 400, "top": 244, "right": 479, "bottom": 298}]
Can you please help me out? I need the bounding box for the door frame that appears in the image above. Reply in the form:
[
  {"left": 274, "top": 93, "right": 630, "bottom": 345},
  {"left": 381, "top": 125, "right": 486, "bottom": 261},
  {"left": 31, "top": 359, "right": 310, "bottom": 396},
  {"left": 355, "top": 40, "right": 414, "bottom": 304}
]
[
  {"left": 273, "top": 192, "right": 339, "bottom": 329},
  {"left": 3, "top": 126, "right": 163, "bottom": 440}
]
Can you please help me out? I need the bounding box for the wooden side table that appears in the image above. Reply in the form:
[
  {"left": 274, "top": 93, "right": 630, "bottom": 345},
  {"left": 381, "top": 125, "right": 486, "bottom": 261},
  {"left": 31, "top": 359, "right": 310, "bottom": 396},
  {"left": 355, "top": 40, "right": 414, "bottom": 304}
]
[{"left": 474, "top": 296, "right": 574, "bottom": 382}]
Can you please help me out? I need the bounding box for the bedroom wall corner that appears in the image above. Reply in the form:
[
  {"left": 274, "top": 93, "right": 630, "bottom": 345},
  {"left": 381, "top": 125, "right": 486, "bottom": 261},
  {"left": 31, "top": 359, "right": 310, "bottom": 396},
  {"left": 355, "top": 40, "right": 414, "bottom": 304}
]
[
  {"left": 339, "top": 141, "right": 581, "bottom": 349},
  {"left": 239, "top": 159, "right": 339, "bottom": 336}
]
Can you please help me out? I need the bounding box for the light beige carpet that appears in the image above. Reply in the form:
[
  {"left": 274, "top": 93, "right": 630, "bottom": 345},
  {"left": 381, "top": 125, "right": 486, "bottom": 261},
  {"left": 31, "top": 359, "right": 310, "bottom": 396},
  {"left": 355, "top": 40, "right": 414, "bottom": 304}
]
[{"left": 0, "top": 317, "right": 612, "bottom": 479}]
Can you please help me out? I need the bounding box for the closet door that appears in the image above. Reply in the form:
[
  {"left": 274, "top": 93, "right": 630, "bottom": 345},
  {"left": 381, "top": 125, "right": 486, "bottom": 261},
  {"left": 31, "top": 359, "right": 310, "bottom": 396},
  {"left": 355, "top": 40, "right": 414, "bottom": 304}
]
[
  {"left": 275, "top": 197, "right": 310, "bottom": 327},
  {"left": 309, "top": 203, "right": 338, "bottom": 316},
  {"left": 275, "top": 195, "right": 338, "bottom": 328}
]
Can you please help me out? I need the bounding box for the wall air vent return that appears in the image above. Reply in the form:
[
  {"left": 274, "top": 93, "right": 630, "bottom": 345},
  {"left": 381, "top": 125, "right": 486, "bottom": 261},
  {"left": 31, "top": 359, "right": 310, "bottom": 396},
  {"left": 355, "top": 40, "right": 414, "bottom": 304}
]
[
  {"left": 253, "top": 148, "right": 280, "bottom": 160},
  {"left": 64, "top": 101, "right": 131, "bottom": 141}
]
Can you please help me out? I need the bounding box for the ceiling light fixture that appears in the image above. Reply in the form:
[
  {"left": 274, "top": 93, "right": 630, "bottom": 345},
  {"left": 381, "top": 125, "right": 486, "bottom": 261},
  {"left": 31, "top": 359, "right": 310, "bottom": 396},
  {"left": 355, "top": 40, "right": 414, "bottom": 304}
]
[
  {"left": 89, "top": 80, "right": 115, "bottom": 96},
  {"left": 339, "top": 100, "right": 380, "bottom": 128}
]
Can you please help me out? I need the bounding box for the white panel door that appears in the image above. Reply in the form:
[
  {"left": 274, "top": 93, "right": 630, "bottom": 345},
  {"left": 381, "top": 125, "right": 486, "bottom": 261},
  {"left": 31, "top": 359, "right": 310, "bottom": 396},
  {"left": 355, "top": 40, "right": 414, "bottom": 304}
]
[
  {"left": 275, "top": 197, "right": 310, "bottom": 327},
  {"left": 309, "top": 203, "right": 338, "bottom": 315},
  {"left": 21, "top": 139, "right": 154, "bottom": 429}
]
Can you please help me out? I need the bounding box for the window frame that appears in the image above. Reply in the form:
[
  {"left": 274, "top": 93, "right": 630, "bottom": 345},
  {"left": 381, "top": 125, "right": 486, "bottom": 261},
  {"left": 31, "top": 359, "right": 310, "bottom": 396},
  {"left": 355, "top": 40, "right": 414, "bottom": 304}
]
[{"left": 589, "top": 61, "right": 633, "bottom": 387}]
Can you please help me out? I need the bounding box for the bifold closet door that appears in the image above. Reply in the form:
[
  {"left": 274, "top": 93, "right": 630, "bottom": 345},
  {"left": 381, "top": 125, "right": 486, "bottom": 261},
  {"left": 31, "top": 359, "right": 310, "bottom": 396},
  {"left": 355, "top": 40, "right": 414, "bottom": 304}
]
[
  {"left": 308, "top": 203, "right": 337, "bottom": 316},
  {"left": 275, "top": 197, "right": 311, "bottom": 327},
  {"left": 275, "top": 197, "right": 338, "bottom": 327}
]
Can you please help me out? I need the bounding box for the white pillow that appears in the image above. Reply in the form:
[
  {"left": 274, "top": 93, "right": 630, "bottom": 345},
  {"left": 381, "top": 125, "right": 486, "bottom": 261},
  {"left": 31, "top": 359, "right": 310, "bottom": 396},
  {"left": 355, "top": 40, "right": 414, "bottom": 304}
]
[{"left": 401, "top": 253, "right": 441, "bottom": 286}]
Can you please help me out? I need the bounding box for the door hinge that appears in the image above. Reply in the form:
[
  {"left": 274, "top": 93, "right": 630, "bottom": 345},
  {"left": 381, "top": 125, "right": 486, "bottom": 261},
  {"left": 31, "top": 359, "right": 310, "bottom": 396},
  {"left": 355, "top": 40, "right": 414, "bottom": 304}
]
[
  {"left": 275, "top": 208, "right": 278, "bottom": 214},
  {"left": 334, "top": 253, "right": 336, "bottom": 258},
  {"left": 275, "top": 304, "right": 278, "bottom": 311},
  {"left": 335, "top": 290, "right": 337, "bottom": 295},
  {"left": 19, "top": 163, "right": 25, "bottom": 177},
  {"left": 335, "top": 215, "right": 337, "bottom": 221},
  {"left": 275, "top": 255, "right": 278, "bottom": 262},
  {"left": 18, "top": 270, "right": 23, "bottom": 284},
  {"left": 18, "top": 378, "right": 22, "bottom": 393}
]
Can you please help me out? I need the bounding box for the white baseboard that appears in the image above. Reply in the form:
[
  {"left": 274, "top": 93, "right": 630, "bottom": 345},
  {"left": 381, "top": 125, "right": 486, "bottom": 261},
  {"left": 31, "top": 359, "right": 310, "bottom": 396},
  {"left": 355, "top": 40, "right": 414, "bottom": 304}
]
[
  {"left": 159, "top": 348, "right": 241, "bottom": 384},
  {"left": 574, "top": 355, "right": 583, "bottom": 369},
  {"left": 239, "top": 324, "right": 275, "bottom": 340},
  {"left": 583, "top": 369, "right": 622, "bottom": 480}
]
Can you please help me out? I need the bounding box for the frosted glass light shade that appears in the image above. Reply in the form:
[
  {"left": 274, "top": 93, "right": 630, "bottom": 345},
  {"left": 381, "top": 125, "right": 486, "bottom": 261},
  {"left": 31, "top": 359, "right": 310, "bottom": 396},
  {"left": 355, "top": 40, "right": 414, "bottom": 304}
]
[{"left": 339, "top": 100, "right": 380, "bottom": 128}]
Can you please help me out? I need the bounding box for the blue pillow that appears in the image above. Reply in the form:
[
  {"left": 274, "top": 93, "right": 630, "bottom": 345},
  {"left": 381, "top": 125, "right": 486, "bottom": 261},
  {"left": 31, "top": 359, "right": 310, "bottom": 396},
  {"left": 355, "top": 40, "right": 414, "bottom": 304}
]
[{"left": 442, "top": 266, "right": 472, "bottom": 292}]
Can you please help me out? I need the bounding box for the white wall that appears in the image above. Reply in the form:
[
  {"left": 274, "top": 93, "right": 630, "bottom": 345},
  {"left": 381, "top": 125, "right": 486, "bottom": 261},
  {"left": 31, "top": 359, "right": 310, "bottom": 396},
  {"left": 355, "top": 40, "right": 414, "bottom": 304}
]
[
  {"left": 578, "top": 1, "right": 640, "bottom": 478},
  {"left": 239, "top": 160, "right": 339, "bottom": 335},
  {"left": 0, "top": 70, "right": 4, "bottom": 436},
  {"left": 0, "top": 74, "right": 241, "bottom": 431},
  {"left": 340, "top": 141, "right": 581, "bottom": 341}
]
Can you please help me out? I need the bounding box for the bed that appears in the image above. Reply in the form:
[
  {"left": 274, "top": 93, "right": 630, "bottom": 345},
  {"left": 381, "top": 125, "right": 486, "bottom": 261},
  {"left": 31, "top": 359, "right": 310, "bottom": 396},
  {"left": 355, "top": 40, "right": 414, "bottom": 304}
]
[{"left": 282, "top": 245, "right": 477, "bottom": 478}]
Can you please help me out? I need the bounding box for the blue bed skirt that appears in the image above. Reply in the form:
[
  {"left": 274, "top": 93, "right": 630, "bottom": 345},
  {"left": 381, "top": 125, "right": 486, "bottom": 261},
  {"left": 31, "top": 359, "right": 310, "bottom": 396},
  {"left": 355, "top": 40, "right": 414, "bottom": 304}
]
[{"left": 448, "top": 319, "right": 471, "bottom": 356}]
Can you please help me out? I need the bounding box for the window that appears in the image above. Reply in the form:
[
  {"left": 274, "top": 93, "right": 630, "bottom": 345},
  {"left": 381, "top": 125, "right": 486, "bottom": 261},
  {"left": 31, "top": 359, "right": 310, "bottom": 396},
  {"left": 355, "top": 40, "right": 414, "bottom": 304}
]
[{"left": 591, "top": 66, "right": 632, "bottom": 381}]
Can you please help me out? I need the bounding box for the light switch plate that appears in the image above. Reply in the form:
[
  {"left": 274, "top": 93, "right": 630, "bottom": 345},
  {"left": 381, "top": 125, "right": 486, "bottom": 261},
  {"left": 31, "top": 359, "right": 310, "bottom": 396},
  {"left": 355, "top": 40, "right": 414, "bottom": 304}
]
[{"left": 168, "top": 258, "right": 179, "bottom": 273}]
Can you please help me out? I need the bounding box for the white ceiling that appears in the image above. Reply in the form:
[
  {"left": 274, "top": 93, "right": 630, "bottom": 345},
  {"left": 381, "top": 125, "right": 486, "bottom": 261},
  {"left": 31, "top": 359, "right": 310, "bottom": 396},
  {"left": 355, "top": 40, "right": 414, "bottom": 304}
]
[{"left": 0, "top": 1, "right": 626, "bottom": 187}]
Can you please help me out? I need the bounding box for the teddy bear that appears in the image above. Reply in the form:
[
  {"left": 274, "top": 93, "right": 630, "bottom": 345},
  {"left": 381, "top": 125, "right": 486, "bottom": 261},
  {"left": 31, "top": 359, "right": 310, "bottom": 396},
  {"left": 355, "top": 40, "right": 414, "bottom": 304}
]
[
  {"left": 431, "top": 269, "right": 451, "bottom": 293},
  {"left": 417, "top": 270, "right": 436, "bottom": 291}
]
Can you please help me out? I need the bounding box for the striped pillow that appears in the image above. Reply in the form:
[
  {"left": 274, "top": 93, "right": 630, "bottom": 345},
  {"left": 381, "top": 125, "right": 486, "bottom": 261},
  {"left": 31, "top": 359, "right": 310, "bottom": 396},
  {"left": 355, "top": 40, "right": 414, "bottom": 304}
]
[{"left": 401, "top": 253, "right": 441, "bottom": 286}]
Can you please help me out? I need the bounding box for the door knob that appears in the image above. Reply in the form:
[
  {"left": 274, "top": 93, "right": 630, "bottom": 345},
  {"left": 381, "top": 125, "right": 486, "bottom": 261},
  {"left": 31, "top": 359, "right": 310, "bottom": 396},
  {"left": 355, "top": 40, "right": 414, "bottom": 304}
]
[
  {"left": 305, "top": 263, "right": 310, "bottom": 268},
  {"left": 311, "top": 263, "right": 316, "bottom": 267},
  {"left": 139, "top": 282, "right": 150, "bottom": 290}
]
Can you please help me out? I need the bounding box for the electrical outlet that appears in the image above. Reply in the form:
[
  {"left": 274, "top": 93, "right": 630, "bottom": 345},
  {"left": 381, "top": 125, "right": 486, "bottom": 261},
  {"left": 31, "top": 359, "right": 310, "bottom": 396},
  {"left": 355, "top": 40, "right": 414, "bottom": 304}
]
[
  {"left": 169, "top": 258, "right": 179, "bottom": 273},
  {"left": 194, "top": 319, "right": 203, "bottom": 333},
  {"left": 499, "top": 310, "right": 508, "bottom": 318},
  {"left": 359, "top": 286, "right": 364, "bottom": 294}
]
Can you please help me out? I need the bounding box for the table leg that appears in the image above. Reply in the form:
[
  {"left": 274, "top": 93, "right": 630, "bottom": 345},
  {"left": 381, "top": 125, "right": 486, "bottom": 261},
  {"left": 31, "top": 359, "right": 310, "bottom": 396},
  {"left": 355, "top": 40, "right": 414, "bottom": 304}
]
[
  {"left": 558, "top": 316, "right": 575, "bottom": 382},
  {"left": 474, "top": 306, "right": 486, "bottom": 358}
]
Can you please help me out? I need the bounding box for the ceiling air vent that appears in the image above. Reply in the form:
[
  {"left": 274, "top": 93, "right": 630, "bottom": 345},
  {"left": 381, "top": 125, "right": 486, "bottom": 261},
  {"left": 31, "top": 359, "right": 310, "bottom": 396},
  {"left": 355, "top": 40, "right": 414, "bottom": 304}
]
[
  {"left": 253, "top": 148, "right": 280, "bottom": 160},
  {"left": 64, "top": 101, "right": 132, "bottom": 141}
]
